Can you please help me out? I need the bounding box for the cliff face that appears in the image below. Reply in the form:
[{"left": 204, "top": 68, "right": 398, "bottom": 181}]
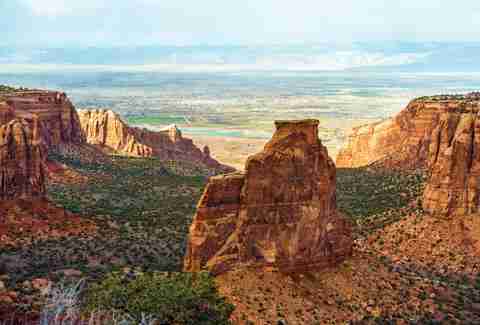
[
  {"left": 0, "top": 90, "right": 83, "bottom": 201},
  {"left": 1, "top": 91, "right": 85, "bottom": 147},
  {"left": 0, "top": 101, "right": 14, "bottom": 125},
  {"left": 336, "top": 94, "right": 480, "bottom": 170},
  {"left": 184, "top": 119, "right": 352, "bottom": 275},
  {"left": 336, "top": 93, "right": 480, "bottom": 216},
  {"left": 78, "top": 109, "right": 231, "bottom": 172},
  {"left": 423, "top": 112, "right": 480, "bottom": 216},
  {"left": 0, "top": 118, "right": 46, "bottom": 199}
]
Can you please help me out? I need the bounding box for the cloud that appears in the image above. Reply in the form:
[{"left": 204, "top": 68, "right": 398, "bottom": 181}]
[
  {"left": 20, "top": 0, "right": 103, "bottom": 16},
  {"left": 6, "top": 0, "right": 480, "bottom": 46}
]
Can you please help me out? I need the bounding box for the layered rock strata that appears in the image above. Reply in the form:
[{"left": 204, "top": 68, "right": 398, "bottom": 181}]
[
  {"left": 78, "top": 109, "right": 231, "bottom": 172},
  {"left": 1, "top": 90, "right": 85, "bottom": 147},
  {"left": 0, "top": 118, "right": 46, "bottom": 199},
  {"left": 336, "top": 94, "right": 480, "bottom": 170},
  {"left": 184, "top": 119, "right": 352, "bottom": 274},
  {"left": 423, "top": 112, "right": 480, "bottom": 215},
  {"left": 336, "top": 93, "right": 480, "bottom": 216}
]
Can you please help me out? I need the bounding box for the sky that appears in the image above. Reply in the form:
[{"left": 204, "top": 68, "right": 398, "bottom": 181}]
[{"left": 2, "top": 0, "right": 480, "bottom": 47}]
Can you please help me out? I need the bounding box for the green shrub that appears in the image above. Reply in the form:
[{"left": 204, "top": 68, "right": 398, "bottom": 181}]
[{"left": 85, "top": 271, "right": 234, "bottom": 324}]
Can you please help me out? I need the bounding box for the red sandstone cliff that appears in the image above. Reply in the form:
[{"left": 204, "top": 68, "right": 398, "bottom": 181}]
[
  {"left": 336, "top": 94, "right": 480, "bottom": 170},
  {"left": 336, "top": 93, "right": 480, "bottom": 216},
  {"left": 0, "top": 101, "right": 14, "bottom": 125},
  {"left": 0, "top": 90, "right": 231, "bottom": 173},
  {"left": 0, "top": 118, "right": 46, "bottom": 199},
  {"left": 1, "top": 91, "right": 85, "bottom": 147},
  {"left": 423, "top": 111, "right": 480, "bottom": 216},
  {"left": 184, "top": 119, "right": 352, "bottom": 275},
  {"left": 78, "top": 109, "right": 232, "bottom": 172}
]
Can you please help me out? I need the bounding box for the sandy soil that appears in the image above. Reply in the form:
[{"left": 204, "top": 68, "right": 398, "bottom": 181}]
[
  {"left": 190, "top": 136, "right": 269, "bottom": 170},
  {"left": 216, "top": 213, "right": 480, "bottom": 324},
  {"left": 190, "top": 135, "right": 340, "bottom": 170}
]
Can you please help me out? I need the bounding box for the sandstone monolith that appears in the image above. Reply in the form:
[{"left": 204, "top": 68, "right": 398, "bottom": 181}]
[{"left": 184, "top": 119, "right": 352, "bottom": 274}]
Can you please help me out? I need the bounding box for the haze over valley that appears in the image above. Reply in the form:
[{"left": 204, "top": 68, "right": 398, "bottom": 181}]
[{"left": 2, "top": 52, "right": 480, "bottom": 167}]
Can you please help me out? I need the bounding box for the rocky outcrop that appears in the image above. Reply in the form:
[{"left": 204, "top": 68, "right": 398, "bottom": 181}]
[
  {"left": 1, "top": 91, "right": 85, "bottom": 147},
  {"left": 184, "top": 119, "right": 352, "bottom": 275},
  {"left": 0, "top": 118, "right": 46, "bottom": 199},
  {"left": 423, "top": 112, "right": 480, "bottom": 215},
  {"left": 336, "top": 94, "right": 480, "bottom": 170},
  {"left": 0, "top": 90, "right": 82, "bottom": 201},
  {"left": 335, "top": 92, "right": 480, "bottom": 216},
  {"left": 0, "top": 101, "right": 14, "bottom": 125},
  {"left": 78, "top": 109, "right": 231, "bottom": 172}
]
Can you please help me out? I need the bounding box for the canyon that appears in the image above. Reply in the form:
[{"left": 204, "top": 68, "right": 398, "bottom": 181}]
[
  {"left": 1, "top": 87, "right": 480, "bottom": 323},
  {"left": 184, "top": 119, "right": 352, "bottom": 275},
  {"left": 0, "top": 89, "right": 230, "bottom": 190},
  {"left": 336, "top": 93, "right": 480, "bottom": 170},
  {"left": 78, "top": 109, "right": 231, "bottom": 173},
  {"left": 337, "top": 93, "right": 480, "bottom": 216}
]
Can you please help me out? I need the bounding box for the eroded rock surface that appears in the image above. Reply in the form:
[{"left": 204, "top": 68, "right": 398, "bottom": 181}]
[
  {"left": 423, "top": 111, "right": 480, "bottom": 215},
  {"left": 336, "top": 94, "right": 480, "bottom": 170},
  {"left": 1, "top": 91, "right": 85, "bottom": 147},
  {"left": 0, "top": 118, "right": 46, "bottom": 199},
  {"left": 0, "top": 101, "right": 14, "bottom": 125},
  {"left": 184, "top": 119, "right": 352, "bottom": 274},
  {"left": 336, "top": 93, "right": 480, "bottom": 216},
  {"left": 78, "top": 109, "right": 232, "bottom": 172}
]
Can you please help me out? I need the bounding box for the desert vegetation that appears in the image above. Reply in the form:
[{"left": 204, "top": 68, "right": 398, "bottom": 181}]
[
  {"left": 336, "top": 168, "right": 425, "bottom": 237},
  {"left": 2, "top": 145, "right": 479, "bottom": 324},
  {"left": 85, "top": 271, "right": 234, "bottom": 324},
  {"left": 0, "top": 152, "right": 211, "bottom": 321},
  {"left": 416, "top": 92, "right": 480, "bottom": 101},
  {"left": 0, "top": 85, "right": 30, "bottom": 94}
]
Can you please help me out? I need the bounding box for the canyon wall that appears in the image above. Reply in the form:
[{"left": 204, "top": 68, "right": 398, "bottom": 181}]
[
  {"left": 423, "top": 112, "right": 480, "bottom": 216},
  {"left": 0, "top": 89, "right": 233, "bottom": 202},
  {"left": 336, "top": 93, "right": 480, "bottom": 216},
  {"left": 184, "top": 119, "right": 352, "bottom": 275},
  {"left": 336, "top": 94, "right": 480, "bottom": 170},
  {"left": 0, "top": 118, "right": 46, "bottom": 199},
  {"left": 1, "top": 91, "right": 85, "bottom": 147},
  {"left": 78, "top": 109, "right": 232, "bottom": 172},
  {"left": 0, "top": 90, "right": 231, "bottom": 173}
]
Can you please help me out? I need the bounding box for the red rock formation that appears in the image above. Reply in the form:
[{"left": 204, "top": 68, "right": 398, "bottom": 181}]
[
  {"left": 0, "top": 101, "right": 14, "bottom": 125},
  {"left": 0, "top": 90, "right": 230, "bottom": 172},
  {"left": 336, "top": 95, "right": 480, "bottom": 169},
  {"left": 184, "top": 119, "right": 352, "bottom": 275},
  {"left": 78, "top": 109, "right": 232, "bottom": 172},
  {"left": 336, "top": 92, "right": 480, "bottom": 216},
  {"left": 0, "top": 118, "right": 46, "bottom": 199},
  {"left": 423, "top": 112, "right": 480, "bottom": 215},
  {"left": 0, "top": 90, "right": 85, "bottom": 147}
]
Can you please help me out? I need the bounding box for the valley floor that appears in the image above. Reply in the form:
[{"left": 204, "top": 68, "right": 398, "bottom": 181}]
[
  {"left": 0, "top": 154, "right": 479, "bottom": 323},
  {"left": 218, "top": 169, "right": 480, "bottom": 324}
]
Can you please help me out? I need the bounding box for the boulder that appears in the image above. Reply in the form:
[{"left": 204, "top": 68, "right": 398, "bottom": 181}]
[{"left": 184, "top": 119, "right": 352, "bottom": 274}]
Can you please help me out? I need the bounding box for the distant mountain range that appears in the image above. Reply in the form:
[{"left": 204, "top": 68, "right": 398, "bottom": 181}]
[{"left": 1, "top": 42, "right": 480, "bottom": 72}]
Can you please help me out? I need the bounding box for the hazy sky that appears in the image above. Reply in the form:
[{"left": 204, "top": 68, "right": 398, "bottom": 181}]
[{"left": 2, "top": 0, "right": 480, "bottom": 46}]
